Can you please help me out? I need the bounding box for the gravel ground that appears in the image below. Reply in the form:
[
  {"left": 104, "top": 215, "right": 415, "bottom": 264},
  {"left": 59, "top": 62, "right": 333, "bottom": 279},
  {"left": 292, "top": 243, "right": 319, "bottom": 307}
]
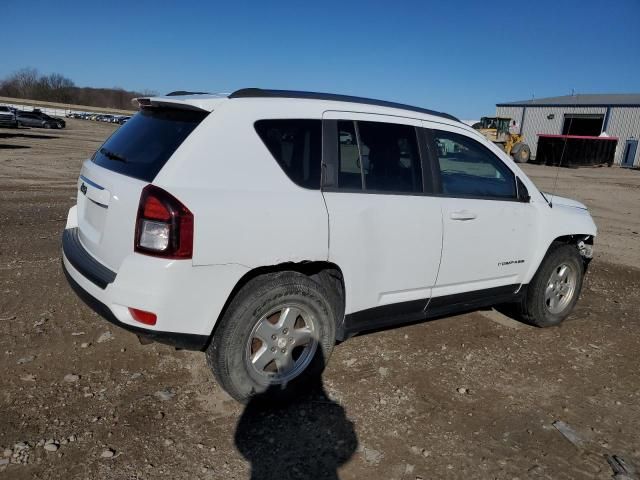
[{"left": 1, "top": 120, "right": 639, "bottom": 479}]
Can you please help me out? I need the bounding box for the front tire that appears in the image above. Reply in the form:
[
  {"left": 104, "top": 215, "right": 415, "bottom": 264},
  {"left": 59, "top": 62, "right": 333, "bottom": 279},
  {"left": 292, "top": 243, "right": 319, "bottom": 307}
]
[
  {"left": 517, "top": 244, "right": 584, "bottom": 327},
  {"left": 206, "top": 271, "right": 336, "bottom": 403}
]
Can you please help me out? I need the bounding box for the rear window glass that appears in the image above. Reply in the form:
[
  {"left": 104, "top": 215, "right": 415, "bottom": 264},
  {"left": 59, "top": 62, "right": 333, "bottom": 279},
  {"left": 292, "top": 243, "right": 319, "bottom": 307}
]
[
  {"left": 254, "top": 119, "right": 322, "bottom": 189},
  {"left": 91, "top": 108, "right": 208, "bottom": 182}
]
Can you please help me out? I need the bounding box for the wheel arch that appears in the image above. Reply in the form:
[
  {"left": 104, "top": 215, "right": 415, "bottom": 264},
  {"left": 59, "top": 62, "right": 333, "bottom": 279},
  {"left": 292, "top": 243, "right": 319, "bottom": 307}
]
[
  {"left": 524, "top": 233, "right": 594, "bottom": 285},
  {"left": 205, "top": 261, "right": 346, "bottom": 347},
  {"left": 549, "top": 233, "right": 594, "bottom": 267}
]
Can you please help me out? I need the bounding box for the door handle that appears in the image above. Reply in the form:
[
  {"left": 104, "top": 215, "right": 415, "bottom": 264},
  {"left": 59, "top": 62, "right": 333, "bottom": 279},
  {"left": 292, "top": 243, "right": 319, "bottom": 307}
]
[{"left": 450, "top": 210, "right": 477, "bottom": 221}]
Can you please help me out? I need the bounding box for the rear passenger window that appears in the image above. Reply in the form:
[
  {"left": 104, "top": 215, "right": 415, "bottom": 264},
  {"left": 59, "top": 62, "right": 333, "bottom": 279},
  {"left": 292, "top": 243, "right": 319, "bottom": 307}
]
[
  {"left": 358, "top": 121, "right": 422, "bottom": 193},
  {"left": 255, "top": 120, "right": 322, "bottom": 189},
  {"left": 338, "top": 121, "right": 362, "bottom": 189},
  {"left": 335, "top": 120, "right": 423, "bottom": 193},
  {"left": 432, "top": 130, "right": 516, "bottom": 199}
]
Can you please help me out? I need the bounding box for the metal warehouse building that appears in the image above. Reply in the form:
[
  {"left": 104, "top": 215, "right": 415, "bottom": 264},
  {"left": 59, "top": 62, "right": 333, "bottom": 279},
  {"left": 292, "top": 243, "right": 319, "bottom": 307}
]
[{"left": 496, "top": 94, "right": 640, "bottom": 167}]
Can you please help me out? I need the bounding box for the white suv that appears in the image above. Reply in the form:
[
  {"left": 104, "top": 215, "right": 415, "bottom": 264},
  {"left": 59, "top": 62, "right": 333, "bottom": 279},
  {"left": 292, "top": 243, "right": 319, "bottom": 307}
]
[{"left": 62, "top": 89, "right": 596, "bottom": 402}]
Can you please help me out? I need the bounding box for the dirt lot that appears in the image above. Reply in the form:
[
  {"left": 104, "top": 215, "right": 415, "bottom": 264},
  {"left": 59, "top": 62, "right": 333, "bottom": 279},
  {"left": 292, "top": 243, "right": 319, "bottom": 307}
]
[{"left": 1, "top": 120, "right": 639, "bottom": 480}]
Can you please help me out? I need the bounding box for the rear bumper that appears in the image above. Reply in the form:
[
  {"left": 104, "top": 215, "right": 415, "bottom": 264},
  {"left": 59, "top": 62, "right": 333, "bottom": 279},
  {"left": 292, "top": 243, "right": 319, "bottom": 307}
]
[
  {"left": 62, "top": 260, "right": 208, "bottom": 350},
  {"left": 61, "top": 231, "right": 212, "bottom": 349},
  {"left": 63, "top": 228, "right": 116, "bottom": 289},
  {"left": 61, "top": 201, "right": 250, "bottom": 350}
]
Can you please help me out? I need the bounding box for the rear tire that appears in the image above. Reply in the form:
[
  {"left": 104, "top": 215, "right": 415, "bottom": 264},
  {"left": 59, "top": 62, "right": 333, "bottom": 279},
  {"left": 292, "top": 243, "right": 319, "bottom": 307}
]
[
  {"left": 206, "top": 271, "right": 336, "bottom": 403},
  {"left": 516, "top": 244, "right": 584, "bottom": 327}
]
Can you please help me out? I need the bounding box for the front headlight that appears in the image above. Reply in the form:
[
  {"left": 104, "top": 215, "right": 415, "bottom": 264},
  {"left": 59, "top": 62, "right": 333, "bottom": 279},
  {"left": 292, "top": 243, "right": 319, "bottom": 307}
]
[{"left": 577, "top": 238, "right": 594, "bottom": 259}]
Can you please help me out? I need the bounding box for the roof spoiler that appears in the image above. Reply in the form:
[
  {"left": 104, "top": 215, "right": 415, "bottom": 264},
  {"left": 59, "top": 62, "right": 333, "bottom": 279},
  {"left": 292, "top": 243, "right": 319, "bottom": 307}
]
[{"left": 131, "top": 96, "right": 210, "bottom": 111}]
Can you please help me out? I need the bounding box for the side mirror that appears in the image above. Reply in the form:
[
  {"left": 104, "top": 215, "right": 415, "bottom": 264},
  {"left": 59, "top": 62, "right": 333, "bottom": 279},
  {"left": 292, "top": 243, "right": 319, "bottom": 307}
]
[{"left": 516, "top": 177, "right": 530, "bottom": 203}]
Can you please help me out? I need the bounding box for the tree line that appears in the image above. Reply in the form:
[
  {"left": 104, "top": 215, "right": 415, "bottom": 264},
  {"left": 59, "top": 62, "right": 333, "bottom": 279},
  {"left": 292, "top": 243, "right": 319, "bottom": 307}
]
[{"left": 0, "top": 68, "right": 156, "bottom": 110}]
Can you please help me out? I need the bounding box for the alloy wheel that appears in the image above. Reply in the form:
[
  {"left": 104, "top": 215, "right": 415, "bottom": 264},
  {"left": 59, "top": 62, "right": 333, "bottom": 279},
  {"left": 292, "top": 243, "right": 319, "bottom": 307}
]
[
  {"left": 245, "top": 303, "right": 318, "bottom": 385},
  {"left": 544, "top": 263, "right": 577, "bottom": 314}
]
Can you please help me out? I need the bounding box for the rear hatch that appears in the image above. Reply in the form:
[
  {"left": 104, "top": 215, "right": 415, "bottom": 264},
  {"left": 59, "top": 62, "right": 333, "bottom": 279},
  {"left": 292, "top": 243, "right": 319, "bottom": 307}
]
[{"left": 76, "top": 107, "right": 209, "bottom": 272}]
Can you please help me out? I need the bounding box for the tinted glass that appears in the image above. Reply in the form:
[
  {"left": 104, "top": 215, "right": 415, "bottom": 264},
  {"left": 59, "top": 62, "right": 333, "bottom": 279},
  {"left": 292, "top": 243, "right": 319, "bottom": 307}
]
[
  {"left": 92, "top": 108, "right": 208, "bottom": 182},
  {"left": 357, "top": 121, "right": 422, "bottom": 193},
  {"left": 255, "top": 119, "right": 322, "bottom": 189},
  {"left": 337, "top": 121, "right": 362, "bottom": 189},
  {"left": 433, "top": 130, "right": 516, "bottom": 198}
]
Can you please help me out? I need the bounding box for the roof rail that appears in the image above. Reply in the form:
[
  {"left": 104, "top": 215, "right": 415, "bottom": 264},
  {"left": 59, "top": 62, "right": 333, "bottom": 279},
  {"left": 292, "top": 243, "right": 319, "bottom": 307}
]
[
  {"left": 166, "top": 90, "right": 210, "bottom": 96},
  {"left": 229, "top": 88, "right": 459, "bottom": 122}
]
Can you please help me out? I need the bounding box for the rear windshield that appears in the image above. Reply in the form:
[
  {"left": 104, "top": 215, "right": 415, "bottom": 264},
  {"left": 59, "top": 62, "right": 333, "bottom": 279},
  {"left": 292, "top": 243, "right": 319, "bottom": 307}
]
[{"left": 91, "top": 108, "right": 208, "bottom": 182}]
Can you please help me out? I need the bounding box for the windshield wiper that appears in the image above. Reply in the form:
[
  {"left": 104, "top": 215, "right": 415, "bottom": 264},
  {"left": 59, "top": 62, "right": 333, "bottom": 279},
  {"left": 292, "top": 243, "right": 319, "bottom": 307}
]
[{"left": 100, "top": 147, "right": 128, "bottom": 163}]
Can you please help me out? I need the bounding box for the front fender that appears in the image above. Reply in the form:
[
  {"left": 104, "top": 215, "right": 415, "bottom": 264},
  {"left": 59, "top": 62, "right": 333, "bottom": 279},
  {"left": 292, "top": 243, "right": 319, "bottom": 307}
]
[{"left": 523, "top": 204, "right": 597, "bottom": 284}]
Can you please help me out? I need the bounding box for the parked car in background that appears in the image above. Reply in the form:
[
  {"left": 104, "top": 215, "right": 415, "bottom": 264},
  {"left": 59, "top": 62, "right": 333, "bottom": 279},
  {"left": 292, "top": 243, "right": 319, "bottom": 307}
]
[
  {"left": 117, "top": 116, "right": 131, "bottom": 125},
  {"left": 0, "top": 106, "right": 18, "bottom": 127},
  {"left": 17, "top": 111, "right": 66, "bottom": 129}
]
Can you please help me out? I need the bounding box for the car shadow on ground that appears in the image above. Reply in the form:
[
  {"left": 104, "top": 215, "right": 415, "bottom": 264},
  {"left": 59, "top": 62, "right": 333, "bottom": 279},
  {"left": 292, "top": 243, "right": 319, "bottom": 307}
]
[
  {"left": 0, "top": 144, "right": 30, "bottom": 149},
  {"left": 234, "top": 355, "right": 358, "bottom": 480},
  {"left": 0, "top": 132, "right": 60, "bottom": 140}
]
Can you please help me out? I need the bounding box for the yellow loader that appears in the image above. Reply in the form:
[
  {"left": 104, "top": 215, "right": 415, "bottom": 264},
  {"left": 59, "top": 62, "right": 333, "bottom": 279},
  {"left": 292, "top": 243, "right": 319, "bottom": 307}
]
[{"left": 473, "top": 117, "right": 531, "bottom": 163}]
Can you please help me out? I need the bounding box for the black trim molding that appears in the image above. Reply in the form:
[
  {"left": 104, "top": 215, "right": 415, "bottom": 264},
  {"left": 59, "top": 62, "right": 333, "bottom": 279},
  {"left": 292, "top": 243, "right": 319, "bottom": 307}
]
[
  {"left": 62, "top": 261, "right": 209, "bottom": 351},
  {"left": 340, "top": 298, "right": 429, "bottom": 339},
  {"left": 337, "top": 284, "right": 524, "bottom": 340},
  {"left": 62, "top": 228, "right": 116, "bottom": 289},
  {"left": 425, "top": 284, "right": 522, "bottom": 318}
]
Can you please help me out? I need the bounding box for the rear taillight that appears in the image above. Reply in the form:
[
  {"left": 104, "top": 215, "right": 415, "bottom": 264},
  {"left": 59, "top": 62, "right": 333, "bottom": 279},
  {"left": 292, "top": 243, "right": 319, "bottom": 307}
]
[{"left": 135, "top": 185, "right": 193, "bottom": 259}]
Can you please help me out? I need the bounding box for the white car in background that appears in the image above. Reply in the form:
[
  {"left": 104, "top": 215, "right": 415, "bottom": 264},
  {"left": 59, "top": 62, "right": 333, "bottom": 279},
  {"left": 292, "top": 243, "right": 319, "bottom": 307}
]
[{"left": 62, "top": 88, "right": 596, "bottom": 402}]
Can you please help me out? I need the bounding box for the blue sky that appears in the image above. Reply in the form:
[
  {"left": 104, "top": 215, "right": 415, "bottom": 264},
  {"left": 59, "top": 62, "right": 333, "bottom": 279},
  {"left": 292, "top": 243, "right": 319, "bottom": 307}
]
[{"left": 3, "top": 0, "right": 639, "bottom": 118}]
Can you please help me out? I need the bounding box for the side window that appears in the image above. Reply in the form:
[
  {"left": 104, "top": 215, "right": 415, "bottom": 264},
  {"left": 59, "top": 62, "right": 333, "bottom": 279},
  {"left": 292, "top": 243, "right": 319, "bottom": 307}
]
[
  {"left": 254, "top": 119, "right": 322, "bottom": 189},
  {"left": 357, "top": 121, "right": 422, "bottom": 193},
  {"left": 335, "top": 120, "right": 423, "bottom": 193},
  {"left": 337, "top": 121, "right": 362, "bottom": 189},
  {"left": 432, "top": 130, "right": 516, "bottom": 199}
]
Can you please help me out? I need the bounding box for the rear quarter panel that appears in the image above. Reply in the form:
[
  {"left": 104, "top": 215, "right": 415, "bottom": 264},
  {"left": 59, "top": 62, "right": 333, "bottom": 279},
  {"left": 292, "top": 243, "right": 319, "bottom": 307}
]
[{"left": 153, "top": 100, "right": 329, "bottom": 268}]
